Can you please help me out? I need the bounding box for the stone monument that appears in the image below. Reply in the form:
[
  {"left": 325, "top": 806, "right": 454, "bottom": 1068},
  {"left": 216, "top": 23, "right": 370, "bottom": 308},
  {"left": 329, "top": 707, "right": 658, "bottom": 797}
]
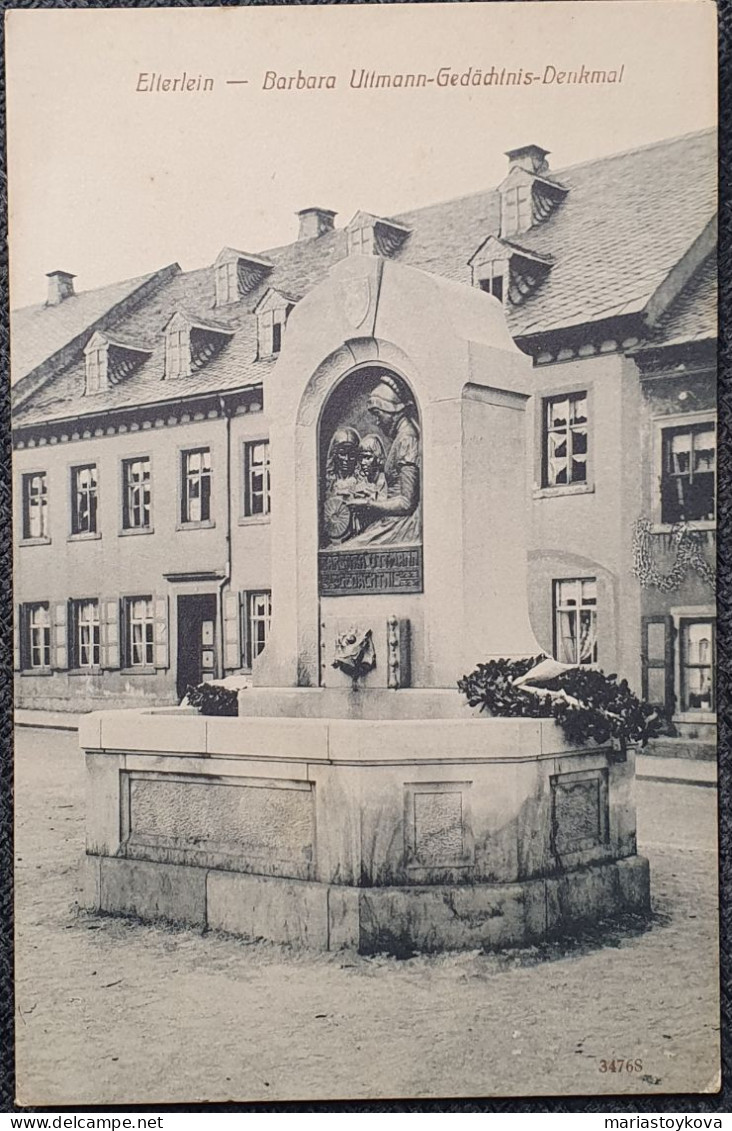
[{"left": 82, "top": 255, "right": 650, "bottom": 953}]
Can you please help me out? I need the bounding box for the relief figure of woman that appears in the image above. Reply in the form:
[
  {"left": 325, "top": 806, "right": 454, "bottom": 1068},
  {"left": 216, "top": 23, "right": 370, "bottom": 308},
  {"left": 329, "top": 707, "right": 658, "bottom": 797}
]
[{"left": 345, "top": 378, "right": 421, "bottom": 547}]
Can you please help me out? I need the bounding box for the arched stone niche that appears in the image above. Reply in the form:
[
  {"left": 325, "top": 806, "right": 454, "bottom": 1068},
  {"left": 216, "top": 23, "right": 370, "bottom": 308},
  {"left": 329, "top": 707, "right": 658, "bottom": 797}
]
[{"left": 318, "top": 364, "right": 423, "bottom": 596}]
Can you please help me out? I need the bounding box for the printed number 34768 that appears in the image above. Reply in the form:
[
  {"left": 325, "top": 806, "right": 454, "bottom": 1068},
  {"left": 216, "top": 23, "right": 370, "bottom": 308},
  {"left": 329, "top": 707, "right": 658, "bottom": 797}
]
[{"left": 599, "top": 1059, "right": 643, "bottom": 1073}]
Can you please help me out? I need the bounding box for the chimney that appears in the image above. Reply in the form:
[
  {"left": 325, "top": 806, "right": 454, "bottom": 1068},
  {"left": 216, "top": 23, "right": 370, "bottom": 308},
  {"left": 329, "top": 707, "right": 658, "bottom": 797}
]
[
  {"left": 46, "top": 270, "right": 76, "bottom": 305},
  {"left": 296, "top": 208, "right": 337, "bottom": 241},
  {"left": 504, "top": 145, "right": 550, "bottom": 176}
]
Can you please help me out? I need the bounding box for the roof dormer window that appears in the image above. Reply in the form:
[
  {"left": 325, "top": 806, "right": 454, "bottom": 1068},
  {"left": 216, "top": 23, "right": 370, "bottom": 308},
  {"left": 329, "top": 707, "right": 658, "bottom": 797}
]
[
  {"left": 498, "top": 145, "right": 568, "bottom": 238},
  {"left": 83, "top": 331, "right": 152, "bottom": 395},
  {"left": 346, "top": 212, "right": 411, "bottom": 258},
  {"left": 469, "top": 236, "right": 552, "bottom": 307},
  {"left": 164, "top": 311, "right": 234, "bottom": 379},
  {"left": 255, "top": 289, "right": 297, "bottom": 359},
  {"left": 214, "top": 248, "right": 274, "bottom": 307}
]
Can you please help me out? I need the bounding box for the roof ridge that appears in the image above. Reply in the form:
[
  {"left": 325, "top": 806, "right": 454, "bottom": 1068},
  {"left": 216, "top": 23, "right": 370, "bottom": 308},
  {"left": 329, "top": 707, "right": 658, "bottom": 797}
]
[
  {"left": 224, "top": 127, "right": 717, "bottom": 263},
  {"left": 12, "top": 128, "right": 715, "bottom": 315},
  {"left": 553, "top": 126, "right": 716, "bottom": 177},
  {"left": 183, "top": 125, "right": 717, "bottom": 268},
  {"left": 11, "top": 264, "right": 178, "bottom": 316},
  {"left": 392, "top": 126, "right": 715, "bottom": 222}
]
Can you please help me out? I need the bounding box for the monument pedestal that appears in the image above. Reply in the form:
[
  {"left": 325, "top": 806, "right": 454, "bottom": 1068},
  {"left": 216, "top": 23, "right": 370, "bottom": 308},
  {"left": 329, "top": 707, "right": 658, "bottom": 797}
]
[{"left": 81, "top": 708, "right": 649, "bottom": 953}]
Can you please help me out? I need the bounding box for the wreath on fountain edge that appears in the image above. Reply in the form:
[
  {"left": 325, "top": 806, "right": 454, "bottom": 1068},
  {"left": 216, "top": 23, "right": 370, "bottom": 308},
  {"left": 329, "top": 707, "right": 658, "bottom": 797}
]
[{"left": 458, "top": 656, "right": 666, "bottom": 751}]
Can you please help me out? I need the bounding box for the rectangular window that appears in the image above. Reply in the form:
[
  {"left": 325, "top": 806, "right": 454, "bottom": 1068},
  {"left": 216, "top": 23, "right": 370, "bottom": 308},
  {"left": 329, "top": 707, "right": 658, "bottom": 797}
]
[
  {"left": 71, "top": 464, "right": 98, "bottom": 535},
  {"left": 85, "top": 348, "right": 106, "bottom": 394},
  {"left": 245, "top": 590, "right": 271, "bottom": 668},
  {"left": 122, "top": 458, "right": 152, "bottom": 530},
  {"left": 553, "top": 578, "right": 598, "bottom": 666},
  {"left": 165, "top": 328, "right": 190, "bottom": 378},
  {"left": 543, "top": 391, "right": 588, "bottom": 487},
  {"left": 216, "top": 260, "right": 239, "bottom": 306},
  {"left": 71, "top": 599, "right": 100, "bottom": 669},
  {"left": 243, "top": 441, "right": 271, "bottom": 517},
  {"left": 680, "top": 618, "right": 715, "bottom": 713},
  {"left": 24, "top": 603, "right": 51, "bottom": 669},
  {"left": 124, "top": 596, "right": 155, "bottom": 668},
  {"left": 348, "top": 226, "right": 374, "bottom": 255},
  {"left": 258, "top": 306, "right": 292, "bottom": 358},
  {"left": 272, "top": 319, "right": 283, "bottom": 355},
  {"left": 480, "top": 274, "right": 504, "bottom": 303},
  {"left": 22, "top": 472, "right": 48, "bottom": 540},
  {"left": 181, "top": 448, "right": 212, "bottom": 524},
  {"left": 476, "top": 258, "right": 509, "bottom": 304},
  {"left": 502, "top": 185, "right": 532, "bottom": 236},
  {"left": 660, "top": 422, "right": 716, "bottom": 524}
]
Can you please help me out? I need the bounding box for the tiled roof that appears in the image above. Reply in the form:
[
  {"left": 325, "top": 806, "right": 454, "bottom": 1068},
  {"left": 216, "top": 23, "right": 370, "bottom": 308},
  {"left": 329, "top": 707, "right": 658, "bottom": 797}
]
[
  {"left": 11, "top": 269, "right": 168, "bottom": 385},
  {"left": 393, "top": 128, "right": 716, "bottom": 336},
  {"left": 652, "top": 254, "right": 717, "bottom": 346},
  {"left": 13, "top": 128, "right": 717, "bottom": 429}
]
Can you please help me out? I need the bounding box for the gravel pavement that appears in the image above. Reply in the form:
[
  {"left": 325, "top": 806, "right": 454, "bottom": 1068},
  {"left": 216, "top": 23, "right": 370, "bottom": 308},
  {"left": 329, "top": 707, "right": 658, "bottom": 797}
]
[{"left": 14, "top": 728, "right": 720, "bottom": 1105}]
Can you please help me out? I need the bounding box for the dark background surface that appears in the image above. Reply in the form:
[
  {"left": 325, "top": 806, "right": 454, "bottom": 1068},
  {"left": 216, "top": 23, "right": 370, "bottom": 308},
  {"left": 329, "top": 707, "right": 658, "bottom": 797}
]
[{"left": 0, "top": 0, "right": 728, "bottom": 1114}]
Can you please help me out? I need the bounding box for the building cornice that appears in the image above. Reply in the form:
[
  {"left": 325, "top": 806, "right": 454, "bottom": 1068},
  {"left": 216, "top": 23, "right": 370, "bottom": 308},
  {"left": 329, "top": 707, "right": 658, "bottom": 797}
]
[
  {"left": 515, "top": 312, "right": 647, "bottom": 365},
  {"left": 12, "top": 383, "right": 264, "bottom": 450}
]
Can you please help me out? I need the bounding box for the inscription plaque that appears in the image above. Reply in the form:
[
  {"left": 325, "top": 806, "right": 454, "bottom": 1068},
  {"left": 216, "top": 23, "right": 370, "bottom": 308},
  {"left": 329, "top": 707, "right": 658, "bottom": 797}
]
[
  {"left": 414, "top": 791, "right": 464, "bottom": 865},
  {"left": 125, "top": 773, "right": 315, "bottom": 879},
  {"left": 319, "top": 546, "right": 423, "bottom": 596},
  {"left": 552, "top": 770, "right": 608, "bottom": 855}
]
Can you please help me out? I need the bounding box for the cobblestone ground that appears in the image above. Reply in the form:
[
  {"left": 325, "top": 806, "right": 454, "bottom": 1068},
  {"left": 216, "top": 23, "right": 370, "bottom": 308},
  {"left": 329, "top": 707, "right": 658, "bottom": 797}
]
[{"left": 14, "top": 728, "right": 720, "bottom": 1105}]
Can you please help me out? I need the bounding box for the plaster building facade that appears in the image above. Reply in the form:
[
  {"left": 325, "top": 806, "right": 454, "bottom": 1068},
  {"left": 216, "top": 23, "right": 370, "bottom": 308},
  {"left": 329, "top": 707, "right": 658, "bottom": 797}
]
[{"left": 11, "top": 130, "right": 717, "bottom": 751}]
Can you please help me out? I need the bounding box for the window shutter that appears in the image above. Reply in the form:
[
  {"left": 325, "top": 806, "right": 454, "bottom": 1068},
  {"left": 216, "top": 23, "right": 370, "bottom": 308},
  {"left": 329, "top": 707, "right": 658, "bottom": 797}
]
[
  {"left": 154, "top": 596, "right": 169, "bottom": 669},
  {"left": 101, "top": 599, "right": 120, "bottom": 670},
  {"left": 240, "top": 590, "right": 250, "bottom": 669},
  {"left": 53, "top": 602, "right": 69, "bottom": 670},
  {"left": 118, "top": 599, "right": 128, "bottom": 670},
  {"left": 14, "top": 605, "right": 23, "bottom": 671},
  {"left": 223, "top": 590, "right": 241, "bottom": 671},
  {"left": 641, "top": 615, "right": 674, "bottom": 714}
]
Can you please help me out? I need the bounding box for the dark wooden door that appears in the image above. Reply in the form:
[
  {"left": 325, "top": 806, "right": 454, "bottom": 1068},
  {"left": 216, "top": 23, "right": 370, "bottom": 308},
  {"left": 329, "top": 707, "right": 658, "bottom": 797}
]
[{"left": 176, "top": 593, "right": 217, "bottom": 700}]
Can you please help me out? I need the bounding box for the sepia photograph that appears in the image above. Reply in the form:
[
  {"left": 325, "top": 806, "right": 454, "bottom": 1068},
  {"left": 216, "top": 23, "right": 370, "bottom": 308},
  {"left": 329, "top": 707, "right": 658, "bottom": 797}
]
[{"left": 5, "top": 0, "right": 720, "bottom": 1106}]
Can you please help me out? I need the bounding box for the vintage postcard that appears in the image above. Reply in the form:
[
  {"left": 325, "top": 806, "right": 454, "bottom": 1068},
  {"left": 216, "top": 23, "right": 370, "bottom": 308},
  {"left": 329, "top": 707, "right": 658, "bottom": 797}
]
[{"left": 6, "top": 0, "right": 719, "bottom": 1105}]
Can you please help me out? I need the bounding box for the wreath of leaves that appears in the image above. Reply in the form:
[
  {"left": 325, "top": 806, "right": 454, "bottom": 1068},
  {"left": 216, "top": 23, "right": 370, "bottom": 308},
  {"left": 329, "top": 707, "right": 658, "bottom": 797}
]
[
  {"left": 185, "top": 682, "right": 238, "bottom": 716},
  {"left": 457, "top": 656, "right": 666, "bottom": 749}
]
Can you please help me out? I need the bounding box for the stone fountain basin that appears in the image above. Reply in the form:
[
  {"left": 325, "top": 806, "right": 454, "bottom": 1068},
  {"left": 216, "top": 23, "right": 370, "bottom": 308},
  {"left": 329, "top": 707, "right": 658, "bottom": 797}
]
[{"left": 81, "top": 707, "right": 649, "bottom": 953}]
